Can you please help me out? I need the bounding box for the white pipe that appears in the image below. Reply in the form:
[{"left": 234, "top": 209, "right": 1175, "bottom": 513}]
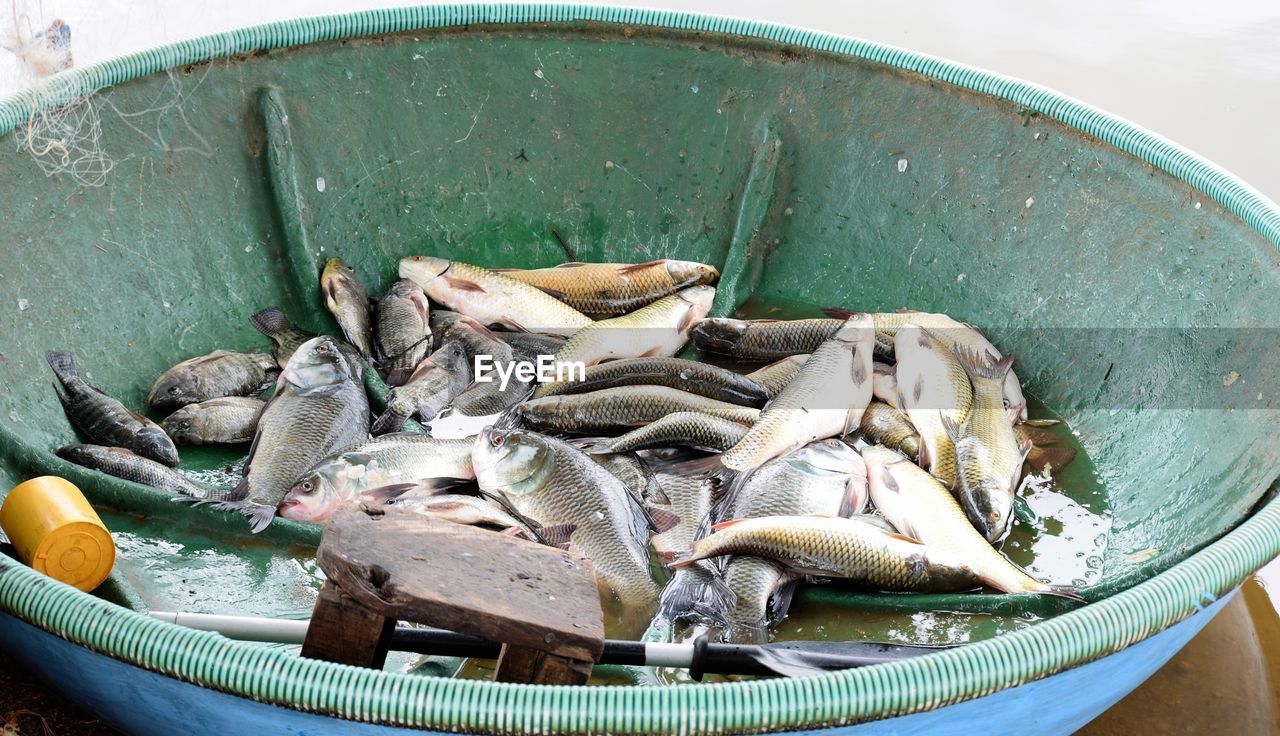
[
  {"left": 643, "top": 642, "right": 693, "bottom": 668},
  {"left": 149, "top": 611, "right": 309, "bottom": 644}
]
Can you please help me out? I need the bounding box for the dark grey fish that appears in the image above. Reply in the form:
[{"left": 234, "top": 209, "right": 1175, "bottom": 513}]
[
  {"left": 160, "top": 396, "right": 265, "bottom": 445},
  {"left": 191, "top": 336, "right": 370, "bottom": 532},
  {"left": 534, "top": 357, "right": 769, "bottom": 406},
  {"left": 249, "top": 306, "right": 365, "bottom": 379},
  {"left": 57, "top": 444, "right": 209, "bottom": 497},
  {"left": 519, "top": 386, "right": 759, "bottom": 435},
  {"left": 376, "top": 279, "right": 432, "bottom": 385},
  {"left": 147, "top": 349, "right": 277, "bottom": 413},
  {"left": 691, "top": 318, "right": 841, "bottom": 360},
  {"left": 321, "top": 257, "right": 374, "bottom": 359},
  {"left": 744, "top": 354, "right": 810, "bottom": 399},
  {"left": 575, "top": 412, "right": 749, "bottom": 454},
  {"left": 47, "top": 351, "right": 179, "bottom": 466},
  {"left": 371, "top": 342, "right": 470, "bottom": 434}
]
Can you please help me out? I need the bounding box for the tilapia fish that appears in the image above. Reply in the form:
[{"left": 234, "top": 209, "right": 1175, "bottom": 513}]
[
  {"left": 321, "top": 257, "right": 374, "bottom": 359},
  {"left": 47, "top": 351, "right": 179, "bottom": 466},
  {"left": 473, "top": 427, "right": 660, "bottom": 609},
  {"left": 691, "top": 318, "right": 840, "bottom": 360},
  {"left": 858, "top": 401, "right": 920, "bottom": 460},
  {"left": 676, "top": 515, "right": 977, "bottom": 593},
  {"left": 280, "top": 435, "right": 474, "bottom": 523},
  {"left": 720, "top": 315, "right": 874, "bottom": 471},
  {"left": 495, "top": 259, "right": 719, "bottom": 316},
  {"left": 57, "top": 444, "right": 208, "bottom": 497},
  {"left": 399, "top": 256, "right": 592, "bottom": 336},
  {"left": 827, "top": 308, "right": 1027, "bottom": 422},
  {"left": 198, "top": 337, "right": 370, "bottom": 532},
  {"left": 894, "top": 324, "right": 972, "bottom": 487},
  {"left": 861, "top": 444, "right": 1080, "bottom": 599},
  {"left": 535, "top": 356, "right": 769, "bottom": 406},
  {"left": 370, "top": 341, "right": 470, "bottom": 434},
  {"left": 533, "top": 286, "right": 715, "bottom": 392},
  {"left": 387, "top": 492, "right": 533, "bottom": 538},
  {"left": 709, "top": 439, "right": 870, "bottom": 641},
  {"left": 250, "top": 307, "right": 365, "bottom": 378},
  {"left": 519, "top": 386, "right": 760, "bottom": 434},
  {"left": 745, "top": 354, "right": 809, "bottom": 399},
  {"left": 947, "top": 347, "right": 1030, "bottom": 543},
  {"left": 376, "top": 279, "right": 433, "bottom": 385},
  {"left": 147, "top": 349, "right": 277, "bottom": 413},
  {"left": 160, "top": 396, "right": 265, "bottom": 445},
  {"left": 576, "top": 412, "right": 749, "bottom": 454}
]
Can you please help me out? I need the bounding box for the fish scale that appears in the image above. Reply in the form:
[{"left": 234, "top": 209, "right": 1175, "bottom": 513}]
[
  {"left": 894, "top": 324, "right": 973, "bottom": 487},
  {"left": 473, "top": 429, "right": 658, "bottom": 610},
  {"left": 535, "top": 357, "right": 769, "bottom": 406},
  {"left": 495, "top": 259, "right": 718, "bottom": 316},
  {"left": 679, "top": 516, "right": 977, "bottom": 592},
  {"left": 579, "top": 412, "right": 750, "bottom": 454},
  {"left": 744, "top": 354, "right": 810, "bottom": 399},
  {"left": 519, "top": 386, "right": 760, "bottom": 434},
  {"left": 376, "top": 279, "right": 433, "bottom": 386},
  {"left": 691, "top": 318, "right": 841, "bottom": 360}
]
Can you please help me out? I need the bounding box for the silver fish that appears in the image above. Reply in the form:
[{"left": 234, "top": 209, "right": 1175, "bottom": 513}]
[{"left": 160, "top": 396, "right": 265, "bottom": 445}]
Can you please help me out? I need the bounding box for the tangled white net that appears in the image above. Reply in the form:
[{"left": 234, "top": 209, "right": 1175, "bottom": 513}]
[{"left": 2, "top": 0, "right": 113, "bottom": 186}]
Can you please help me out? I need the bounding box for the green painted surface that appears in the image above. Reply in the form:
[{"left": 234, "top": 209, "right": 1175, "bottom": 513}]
[{"left": 0, "top": 13, "right": 1276, "bottom": 715}]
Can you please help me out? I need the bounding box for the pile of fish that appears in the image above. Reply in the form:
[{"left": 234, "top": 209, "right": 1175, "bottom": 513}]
[{"left": 49, "top": 253, "right": 1081, "bottom": 644}]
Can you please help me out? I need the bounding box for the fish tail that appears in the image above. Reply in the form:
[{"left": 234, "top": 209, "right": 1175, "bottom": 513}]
[
  {"left": 657, "top": 565, "right": 736, "bottom": 626},
  {"left": 45, "top": 350, "right": 77, "bottom": 384},
  {"left": 248, "top": 307, "right": 292, "bottom": 339},
  {"left": 211, "top": 498, "right": 277, "bottom": 533},
  {"left": 370, "top": 407, "right": 410, "bottom": 436},
  {"left": 953, "top": 345, "right": 1016, "bottom": 382},
  {"left": 176, "top": 475, "right": 248, "bottom": 505}
]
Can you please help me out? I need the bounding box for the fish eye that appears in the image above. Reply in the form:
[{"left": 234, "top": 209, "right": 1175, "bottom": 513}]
[
  {"left": 300, "top": 481, "right": 314, "bottom": 494},
  {"left": 491, "top": 433, "right": 506, "bottom": 447},
  {"left": 168, "top": 386, "right": 180, "bottom": 395}
]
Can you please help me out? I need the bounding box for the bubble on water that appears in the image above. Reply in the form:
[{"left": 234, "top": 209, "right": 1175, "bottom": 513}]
[
  {"left": 315, "top": 177, "right": 326, "bottom": 193},
  {"left": 896, "top": 158, "right": 908, "bottom": 173},
  {"left": 16, "top": 298, "right": 29, "bottom": 311}
]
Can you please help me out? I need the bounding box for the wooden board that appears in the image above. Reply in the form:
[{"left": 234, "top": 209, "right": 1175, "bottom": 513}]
[
  {"left": 316, "top": 505, "right": 605, "bottom": 662},
  {"left": 300, "top": 580, "right": 395, "bottom": 668}
]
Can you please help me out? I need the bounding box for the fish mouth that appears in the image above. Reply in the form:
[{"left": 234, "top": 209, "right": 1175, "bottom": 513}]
[{"left": 399, "top": 256, "right": 451, "bottom": 280}]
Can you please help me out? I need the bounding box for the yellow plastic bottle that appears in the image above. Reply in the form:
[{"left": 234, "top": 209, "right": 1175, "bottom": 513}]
[{"left": 0, "top": 476, "right": 115, "bottom": 591}]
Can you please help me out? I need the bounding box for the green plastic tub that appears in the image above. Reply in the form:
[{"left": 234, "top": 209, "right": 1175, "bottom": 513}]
[{"left": 0, "top": 5, "right": 1277, "bottom": 734}]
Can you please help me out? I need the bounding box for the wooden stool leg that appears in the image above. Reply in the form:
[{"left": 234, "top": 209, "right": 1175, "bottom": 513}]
[
  {"left": 302, "top": 581, "right": 395, "bottom": 668},
  {"left": 495, "top": 644, "right": 593, "bottom": 685}
]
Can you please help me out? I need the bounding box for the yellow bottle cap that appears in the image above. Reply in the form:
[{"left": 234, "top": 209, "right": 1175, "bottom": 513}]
[{"left": 0, "top": 476, "right": 115, "bottom": 592}]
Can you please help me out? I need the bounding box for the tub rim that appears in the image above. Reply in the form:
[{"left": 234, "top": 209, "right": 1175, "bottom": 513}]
[{"left": 1, "top": 4, "right": 1279, "bottom": 732}]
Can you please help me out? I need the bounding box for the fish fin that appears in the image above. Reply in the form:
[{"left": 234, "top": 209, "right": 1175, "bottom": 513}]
[
  {"left": 552, "top": 262, "right": 588, "bottom": 268},
  {"left": 568, "top": 436, "right": 614, "bottom": 453},
  {"left": 656, "top": 565, "right": 736, "bottom": 625},
  {"left": 443, "top": 275, "right": 486, "bottom": 293},
  {"left": 50, "top": 380, "right": 71, "bottom": 407},
  {"left": 360, "top": 482, "right": 423, "bottom": 504},
  {"left": 838, "top": 470, "right": 869, "bottom": 517},
  {"left": 505, "top": 317, "right": 528, "bottom": 333},
  {"left": 882, "top": 531, "right": 925, "bottom": 545},
  {"left": 370, "top": 408, "right": 410, "bottom": 436},
  {"left": 953, "top": 345, "right": 1016, "bottom": 382},
  {"left": 647, "top": 483, "right": 671, "bottom": 506},
  {"left": 820, "top": 307, "right": 856, "bottom": 320},
  {"left": 710, "top": 518, "right": 747, "bottom": 532},
  {"left": 538, "top": 523, "right": 576, "bottom": 549},
  {"left": 1023, "top": 418, "right": 1061, "bottom": 427},
  {"left": 45, "top": 350, "right": 77, "bottom": 384},
  {"left": 1012, "top": 439, "right": 1034, "bottom": 490},
  {"left": 676, "top": 306, "right": 698, "bottom": 334},
  {"left": 535, "top": 286, "right": 571, "bottom": 302},
  {"left": 895, "top": 308, "right": 922, "bottom": 314},
  {"left": 618, "top": 260, "right": 664, "bottom": 274},
  {"left": 501, "top": 525, "right": 532, "bottom": 539},
  {"left": 638, "top": 346, "right": 664, "bottom": 358},
  {"left": 766, "top": 575, "right": 802, "bottom": 626},
  {"left": 248, "top": 307, "right": 292, "bottom": 338},
  {"left": 648, "top": 507, "right": 681, "bottom": 534},
  {"left": 940, "top": 414, "right": 966, "bottom": 445},
  {"left": 1042, "top": 586, "right": 1087, "bottom": 603}
]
